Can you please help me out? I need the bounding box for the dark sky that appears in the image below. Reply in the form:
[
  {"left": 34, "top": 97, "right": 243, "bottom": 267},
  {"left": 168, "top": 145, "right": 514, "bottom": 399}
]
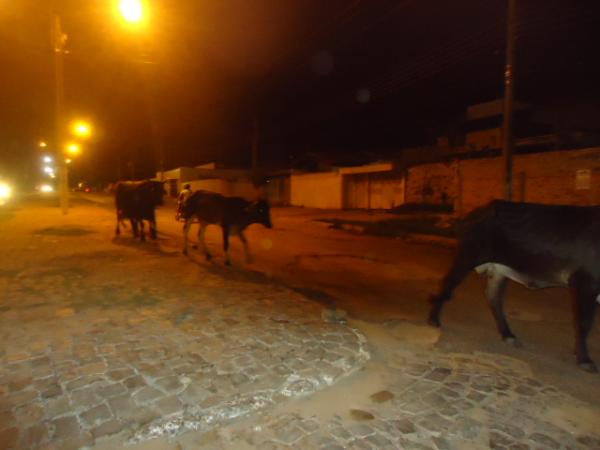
[{"left": 1, "top": 0, "right": 599, "bottom": 182}]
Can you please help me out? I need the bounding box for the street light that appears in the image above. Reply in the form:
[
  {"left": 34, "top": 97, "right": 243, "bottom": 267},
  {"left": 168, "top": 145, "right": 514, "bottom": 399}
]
[
  {"left": 66, "top": 143, "right": 81, "bottom": 155},
  {"left": 71, "top": 120, "right": 92, "bottom": 138},
  {"left": 53, "top": 4, "right": 146, "bottom": 213},
  {"left": 39, "top": 141, "right": 48, "bottom": 148},
  {"left": 119, "top": 0, "right": 145, "bottom": 24}
]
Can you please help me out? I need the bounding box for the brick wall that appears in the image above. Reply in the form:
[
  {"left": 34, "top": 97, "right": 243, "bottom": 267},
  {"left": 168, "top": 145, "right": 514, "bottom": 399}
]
[
  {"left": 406, "top": 147, "right": 600, "bottom": 216},
  {"left": 405, "top": 161, "right": 457, "bottom": 206}
]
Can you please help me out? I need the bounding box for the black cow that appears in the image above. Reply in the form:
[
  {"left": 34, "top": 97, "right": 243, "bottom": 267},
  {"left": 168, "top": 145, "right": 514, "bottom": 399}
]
[
  {"left": 115, "top": 180, "right": 165, "bottom": 241},
  {"left": 181, "top": 190, "right": 272, "bottom": 265},
  {"left": 428, "top": 200, "right": 600, "bottom": 372}
]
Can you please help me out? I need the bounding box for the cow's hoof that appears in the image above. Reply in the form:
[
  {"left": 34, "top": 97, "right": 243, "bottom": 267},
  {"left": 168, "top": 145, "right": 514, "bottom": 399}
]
[
  {"left": 503, "top": 336, "right": 522, "bottom": 348},
  {"left": 578, "top": 361, "right": 598, "bottom": 373},
  {"left": 225, "top": 260, "right": 231, "bottom": 267},
  {"left": 427, "top": 314, "right": 441, "bottom": 328},
  {"left": 205, "top": 254, "right": 212, "bottom": 261},
  {"left": 182, "top": 249, "right": 188, "bottom": 256}
]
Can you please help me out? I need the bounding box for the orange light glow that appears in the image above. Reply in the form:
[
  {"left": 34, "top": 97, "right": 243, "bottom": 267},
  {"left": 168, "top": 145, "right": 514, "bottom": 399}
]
[
  {"left": 72, "top": 120, "right": 92, "bottom": 138},
  {"left": 66, "top": 143, "right": 80, "bottom": 155},
  {"left": 119, "top": 0, "right": 144, "bottom": 24}
]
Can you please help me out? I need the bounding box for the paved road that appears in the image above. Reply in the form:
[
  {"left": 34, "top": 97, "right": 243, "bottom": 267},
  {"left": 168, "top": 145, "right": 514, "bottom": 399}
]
[
  {"left": 124, "top": 193, "right": 600, "bottom": 406},
  {"left": 1, "top": 194, "right": 598, "bottom": 449}
]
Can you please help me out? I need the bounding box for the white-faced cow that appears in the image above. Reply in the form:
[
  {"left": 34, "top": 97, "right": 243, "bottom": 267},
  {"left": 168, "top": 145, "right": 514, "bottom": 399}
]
[
  {"left": 428, "top": 200, "right": 600, "bottom": 372},
  {"left": 180, "top": 190, "right": 272, "bottom": 265},
  {"left": 115, "top": 180, "right": 165, "bottom": 241}
]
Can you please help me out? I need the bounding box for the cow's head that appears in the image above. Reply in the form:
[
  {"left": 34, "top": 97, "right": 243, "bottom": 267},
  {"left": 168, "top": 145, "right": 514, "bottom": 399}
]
[{"left": 246, "top": 199, "right": 272, "bottom": 229}]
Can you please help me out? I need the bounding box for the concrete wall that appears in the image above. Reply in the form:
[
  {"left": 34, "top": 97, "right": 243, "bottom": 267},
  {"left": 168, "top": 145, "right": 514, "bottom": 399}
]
[
  {"left": 406, "top": 147, "right": 600, "bottom": 216},
  {"left": 188, "top": 179, "right": 258, "bottom": 201},
  {"left": 291, "top": 172, "right": 343, "bottom": 209},
  {"left": 343, "top": 173, "right": 405, "bottom": 209}
]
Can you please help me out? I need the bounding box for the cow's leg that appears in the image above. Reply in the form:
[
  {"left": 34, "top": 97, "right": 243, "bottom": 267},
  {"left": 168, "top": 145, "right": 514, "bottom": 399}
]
[
  {"left": 198, "top": 223, "right": 211, "bottom": 260},
  {"left": 222, "top": 226, "right": 231, "bottom": 266},
  {"left": 150, "top": 212, "right": 157, "bottom": 240},
  {"left": 130, "top": 219, "right": 138, "bottom": 238},
  {"left": 428, "top": 245, "right": 479, "bottom": 327},
  {"left": 182, "top": 220, "right": 192, "bottom": 255},
  {"left": 484, "top": 270, "right": 520, "bottom": 347},
  {"left": 238, "top": 231, "right": 253, "bottom": 264},
  {"left": 116, "top": 214, "right": 121, "bottom": 236},
  {"left": 569, "top": 271, "right": 598, "bottom": 372},
  {"left": 139, "top": 220, "right": 146, "bottom": 242}
]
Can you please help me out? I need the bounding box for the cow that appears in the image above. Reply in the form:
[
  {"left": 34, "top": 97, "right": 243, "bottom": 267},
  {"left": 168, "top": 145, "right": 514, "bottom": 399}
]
[
  {"left": 428, "top": 200, "right": 600, "bottom": 373},
  {"left": 180, "top": 190, "right": 272, "bottom": 265},
  {"left": 115, "top": 180, "right": 165, "bottom": 241}
]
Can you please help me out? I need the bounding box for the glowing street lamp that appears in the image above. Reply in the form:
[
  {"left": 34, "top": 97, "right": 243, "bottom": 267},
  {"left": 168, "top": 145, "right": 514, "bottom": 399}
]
[
  {"left": 71, "top": 120, "right": 92, "bottom": 139},
  {"left": 43, "top": 156, "right": 53, "bottom": 163},
  {"left": 39, "top": 141, "right": 48, "bottom": 148},
  {"left": 66, "top": 143, "right": 81, "bottom": 155},
  {"left": 119, "top": 0, "right": 145, "bottom": 24}
]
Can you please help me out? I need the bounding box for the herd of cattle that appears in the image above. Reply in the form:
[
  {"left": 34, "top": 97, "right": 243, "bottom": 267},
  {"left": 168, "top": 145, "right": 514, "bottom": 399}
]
[{"left": 113, "top": 180, "right": 599, "bottom": 373}]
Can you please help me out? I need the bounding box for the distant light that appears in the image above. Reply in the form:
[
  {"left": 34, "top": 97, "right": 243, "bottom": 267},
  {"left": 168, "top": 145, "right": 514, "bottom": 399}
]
[
  {"left": 0, "top": 182, "right": 12, "bottom": 200},
  {"left": 66, "top": 143, "right": 80, "bottom": 155},
  {"left": 43, "top": 156, "right": 53, "bottom": 163},
  {"left": 40, "top": 184, "right": 54, "bottom": 193},
  {"left": 71, "top": 120, "right": 92, "bottom": 138},
  {"left": 39, "top": 141, "right": 47, "bottom": 148},
  {"left": 50, "top": 173, "right": 56, "bottom": 179},
  {"left": 65, "top": 158, "right": 72, "bottom": 164},
  {"left": 119, "top": 0, "right": 144, "bottom": 23},
  {"left": 43, "top": 166, "right": 54, "bottom": 174}
]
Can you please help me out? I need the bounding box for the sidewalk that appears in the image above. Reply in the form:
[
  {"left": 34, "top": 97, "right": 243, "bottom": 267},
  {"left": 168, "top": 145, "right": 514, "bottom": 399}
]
[{"left": 1, "top": 201, "right": 599, "bottom": 449}]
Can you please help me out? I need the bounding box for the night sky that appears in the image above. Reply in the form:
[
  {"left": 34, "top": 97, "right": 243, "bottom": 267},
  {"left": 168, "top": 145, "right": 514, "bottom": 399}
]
[{"left": 1, "top": 0, "right": 599, "bottom": 183}]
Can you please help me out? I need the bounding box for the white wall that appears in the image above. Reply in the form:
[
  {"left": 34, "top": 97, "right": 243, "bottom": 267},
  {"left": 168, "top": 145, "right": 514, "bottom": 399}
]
[{"left": 291, "top": 172, "right": 343, "bottom": 209}]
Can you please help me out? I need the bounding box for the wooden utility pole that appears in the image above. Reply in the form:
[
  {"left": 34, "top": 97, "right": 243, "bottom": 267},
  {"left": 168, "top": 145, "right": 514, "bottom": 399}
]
[
  {"left": 502, "top": 0, "right": 516, "bottom": 201},
  {"left": 251, "top": 116, "right": 259, "bottom": 170},
  {"left": 53, "top": 14, "right": 68, "bottom": 213}
]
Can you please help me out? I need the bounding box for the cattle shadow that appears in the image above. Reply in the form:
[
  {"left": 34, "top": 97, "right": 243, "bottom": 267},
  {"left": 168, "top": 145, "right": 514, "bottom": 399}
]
[
  {"left": 111, "top": 235, "right": 180, "bottom": 257},
  {"left": 184, "top": 251, "right": 340, "bottom": 309},
  {"left": 34, "top": 226, "right": 95, "bottom": 237}
]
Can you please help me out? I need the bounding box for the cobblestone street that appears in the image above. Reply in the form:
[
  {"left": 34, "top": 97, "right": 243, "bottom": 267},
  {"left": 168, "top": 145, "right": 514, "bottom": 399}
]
[{"left": 1, "top": 199, "right": 600, "bottom": 449}]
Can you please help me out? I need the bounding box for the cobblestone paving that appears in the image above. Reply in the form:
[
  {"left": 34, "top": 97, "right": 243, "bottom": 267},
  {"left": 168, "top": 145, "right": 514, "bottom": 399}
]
[
  {"left": 0, "top": 208, "right": 369, "bottom": 450},
  {"left": 171, "top": 350, "right": 600, "bottom": 450},
  {"left": 2, "top": 205, "right": 600, "bottom": 450}
]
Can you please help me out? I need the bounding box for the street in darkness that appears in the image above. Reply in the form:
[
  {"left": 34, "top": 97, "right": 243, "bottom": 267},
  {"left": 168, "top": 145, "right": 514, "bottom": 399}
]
[
  {"left": 0, "top": 194, "right": 598, "bottom": 449},
  {"left": 1, "top": 1, "right": 600, "bottom": 449}
]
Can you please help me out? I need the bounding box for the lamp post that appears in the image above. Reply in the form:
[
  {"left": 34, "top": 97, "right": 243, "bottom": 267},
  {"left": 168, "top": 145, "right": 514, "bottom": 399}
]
[
  {"left": 52, "top": 1, "right": 145, "bottom": 213},
  {"left": 52, "top": 14, "right": 68, "bottom": 213},
  {"left": 502, "top": 0, "right": 516, "bottom": 201}
]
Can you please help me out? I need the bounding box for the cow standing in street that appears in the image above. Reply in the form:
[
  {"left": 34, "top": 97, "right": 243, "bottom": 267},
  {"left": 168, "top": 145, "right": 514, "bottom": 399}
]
[
  {"left": 180, "top": 190, "right": 272, "bottom": 265},
  {"left": 115, "top": 180, "right": 165, "bottom": 241},
  {"left": 428, "top": 200, "right": 600, "bottom": 372}
]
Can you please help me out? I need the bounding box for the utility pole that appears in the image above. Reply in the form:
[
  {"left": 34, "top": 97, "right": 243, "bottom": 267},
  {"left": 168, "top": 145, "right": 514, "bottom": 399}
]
[
  {"left": 251, "top": 116, "right": 259, "bottom": 170},
  {"left": 53, "top": 14, "right": 68, "bottom": 213},
  {"left": 502, "top": 0, "right": 516, "bottom": 201}
]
